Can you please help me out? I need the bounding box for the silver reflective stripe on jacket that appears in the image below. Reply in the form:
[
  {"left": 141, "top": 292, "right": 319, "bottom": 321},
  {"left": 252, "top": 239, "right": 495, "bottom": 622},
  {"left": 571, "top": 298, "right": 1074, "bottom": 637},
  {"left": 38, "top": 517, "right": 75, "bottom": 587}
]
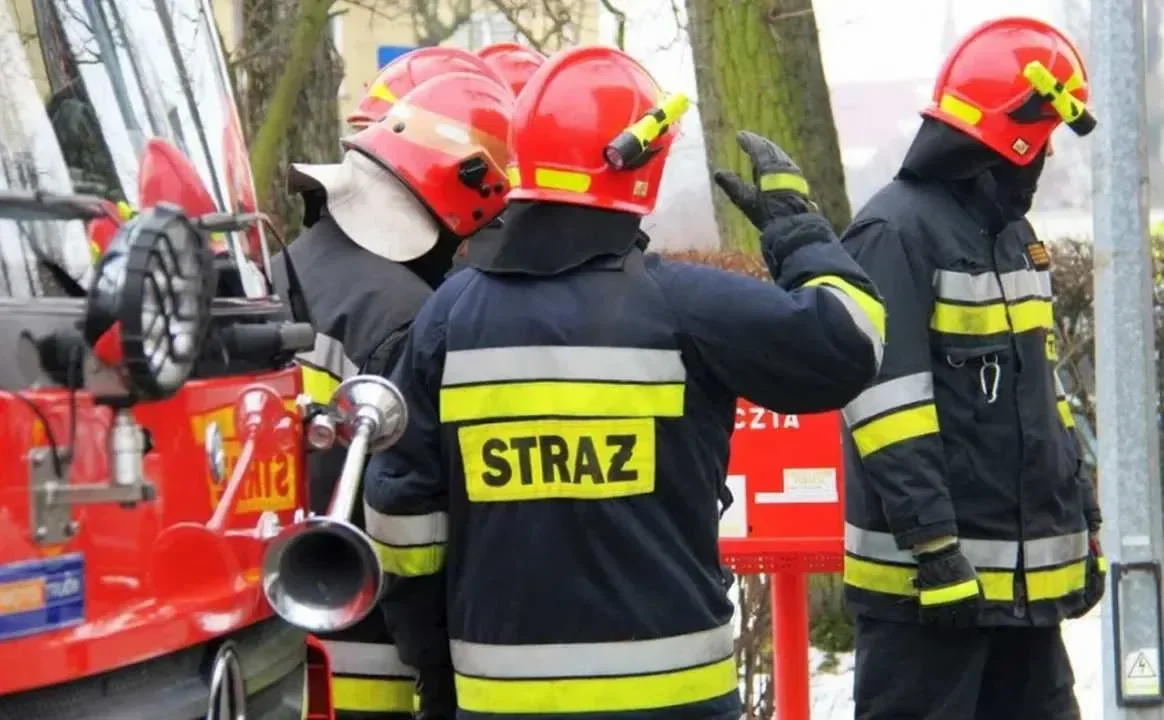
[
  {"left": 363, "top": 505, "right": 449, "bottom": 547},
  {"left": 845, "top": 524, "right": 1089, "bottom": 572},
  {"left": 843, "top": 372, "right": 934, "bottom": 428},
  {"left": 933, "top": 269, "right": 1052, "bottom": 303},
  {"left": 321, "top": 640, "right": 417, "bottom": 678},
  {"left": 449, "top": 622, "right": 734, "bottom": 679},
  {"left": 442, "top": 345, "right": 687, "bottom": 385},
  {"left": 817, "top": 285, "right": 885, "bottom": 369}
]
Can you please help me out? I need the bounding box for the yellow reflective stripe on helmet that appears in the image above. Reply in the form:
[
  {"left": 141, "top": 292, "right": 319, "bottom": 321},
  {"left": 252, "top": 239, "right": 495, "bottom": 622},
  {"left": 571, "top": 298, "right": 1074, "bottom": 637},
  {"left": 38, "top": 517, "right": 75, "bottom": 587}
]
[
  {"left": 440, "top": 381, "right": 684, "bottom": 423},
  {"left": 332, "top": 676, "right": 415, "bottom": 713},
  {"left": 368, "top": 81, "right": 396, "bottom": 103},
  {"left": 758, "top": 171, "right": 810, "bottom": 196},
  {"left": 533, "top": 167, "right": 591, "bottom": 193},
  {"left": 918, "top": 578, "right": 979, "bottom": 606},
  {"left": 455, "top": 657, "right": 737, "bottom": 714},
  {"left": 938, "top": 93, "right": 983, "bottom": 126},
  {"left": 803, "top": 274, "right": 887, "bottom": 341},
  {"left": 849, "top": 403, "right": 939, "bottom": 458}
]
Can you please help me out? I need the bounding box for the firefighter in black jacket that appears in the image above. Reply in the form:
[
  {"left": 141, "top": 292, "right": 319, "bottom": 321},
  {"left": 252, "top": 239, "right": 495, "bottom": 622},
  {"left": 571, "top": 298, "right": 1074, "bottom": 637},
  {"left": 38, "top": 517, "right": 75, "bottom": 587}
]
[
  {"left": 361, "top": 45, "right": 884, "bottom": 720},
  {"left": 839, "top": 17, "right": 1105, "bottom": 720},
  {"left": 271, "top": 71, "right": 514, "bottom": 720}
]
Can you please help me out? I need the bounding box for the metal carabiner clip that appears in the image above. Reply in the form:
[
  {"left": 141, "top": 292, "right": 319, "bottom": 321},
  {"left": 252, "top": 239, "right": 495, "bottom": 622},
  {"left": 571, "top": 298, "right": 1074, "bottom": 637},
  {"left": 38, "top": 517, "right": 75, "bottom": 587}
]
[{"left": 979, "top": 353, "right": 1000, "bottom": 404}]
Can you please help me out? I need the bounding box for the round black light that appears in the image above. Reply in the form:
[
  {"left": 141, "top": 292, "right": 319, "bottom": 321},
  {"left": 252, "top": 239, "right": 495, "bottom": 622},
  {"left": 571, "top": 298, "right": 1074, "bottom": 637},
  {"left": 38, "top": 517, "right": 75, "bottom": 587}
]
[{"left": 84, "top": 203, "right": 216, "bottom": 401}]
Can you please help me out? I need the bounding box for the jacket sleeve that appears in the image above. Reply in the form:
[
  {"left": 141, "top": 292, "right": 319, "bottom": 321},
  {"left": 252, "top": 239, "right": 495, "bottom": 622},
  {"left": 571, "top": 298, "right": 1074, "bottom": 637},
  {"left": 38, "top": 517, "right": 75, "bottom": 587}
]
[
  {"left": 652, "top": 213, "right": 885, "bottom": 414},
  {"left": 362, "top": 297, "right": 449, "bottom": 579},
  {"left": 1052, "top": 363, "right": 1102, "bottom": 529},
  {"left": 841, "top": 219, "right": 958, "bottom": 548}
]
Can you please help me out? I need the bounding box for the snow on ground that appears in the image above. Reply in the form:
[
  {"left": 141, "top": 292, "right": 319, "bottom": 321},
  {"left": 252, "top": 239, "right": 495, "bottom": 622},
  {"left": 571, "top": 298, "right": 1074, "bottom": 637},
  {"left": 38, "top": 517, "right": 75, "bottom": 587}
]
[{"left": 799, "top": 609, "right": 1104, "bottom": 719}]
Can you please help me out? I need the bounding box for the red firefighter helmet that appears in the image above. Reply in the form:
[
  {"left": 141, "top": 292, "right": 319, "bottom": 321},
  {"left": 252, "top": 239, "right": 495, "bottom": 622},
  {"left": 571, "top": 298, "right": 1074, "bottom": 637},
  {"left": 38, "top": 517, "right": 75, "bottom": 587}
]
[
  {"left": 477, "top": 42, "right": 546, "bottom": 96},
  {"left": 508, "top": 46, "right": 687, "bottom": 216},
  {"left": 344, "top": 71, "right": 514, "bottom": 237},
  {"left": 923, "top": 16, "right": 1094, "bottom": 166},
  {"left": 346, "top": 47, "right": 505, "bottom": 130}
]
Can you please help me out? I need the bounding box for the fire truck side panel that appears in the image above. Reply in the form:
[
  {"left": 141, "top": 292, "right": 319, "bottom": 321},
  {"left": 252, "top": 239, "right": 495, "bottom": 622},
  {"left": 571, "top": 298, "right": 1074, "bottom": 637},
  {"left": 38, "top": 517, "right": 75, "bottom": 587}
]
[{"left": 0, "top": 369, "right": 308, "bottom": 694}]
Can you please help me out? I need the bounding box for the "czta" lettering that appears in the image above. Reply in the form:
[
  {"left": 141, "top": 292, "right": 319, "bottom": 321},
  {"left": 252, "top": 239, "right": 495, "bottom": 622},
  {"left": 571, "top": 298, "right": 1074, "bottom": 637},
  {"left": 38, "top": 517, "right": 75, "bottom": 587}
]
[
  {"left": 460, "top": 418, "right": 657, "bottom": 502},
  {"left": 735, "top": 406, "right": 800, "bottom": 431}
]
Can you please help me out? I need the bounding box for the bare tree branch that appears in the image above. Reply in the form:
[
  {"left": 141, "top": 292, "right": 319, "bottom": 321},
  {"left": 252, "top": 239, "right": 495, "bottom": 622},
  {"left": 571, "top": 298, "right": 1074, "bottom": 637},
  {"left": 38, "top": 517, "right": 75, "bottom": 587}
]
[{"left": 597, "top": 0, "right": 626, "bottom": 49}]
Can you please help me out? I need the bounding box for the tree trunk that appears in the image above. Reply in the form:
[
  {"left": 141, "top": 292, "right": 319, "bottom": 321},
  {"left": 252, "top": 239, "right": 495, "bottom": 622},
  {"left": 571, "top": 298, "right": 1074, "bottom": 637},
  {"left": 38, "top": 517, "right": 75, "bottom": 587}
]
[
  {"left": 235, "top": 0, "right": 343, "bottom": 240},
  {"left": 685, "top": 0, "right": 850, "bottom": 250}
]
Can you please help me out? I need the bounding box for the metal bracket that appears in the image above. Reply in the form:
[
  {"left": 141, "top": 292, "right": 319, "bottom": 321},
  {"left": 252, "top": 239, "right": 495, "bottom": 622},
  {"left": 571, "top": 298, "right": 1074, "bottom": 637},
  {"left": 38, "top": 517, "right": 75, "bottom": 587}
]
[
  {"left": 28, "top": 448, "right": 75, "bottom": 545},
  {"left": 27, "top": 446, "right": 157, "bottom": 547}
]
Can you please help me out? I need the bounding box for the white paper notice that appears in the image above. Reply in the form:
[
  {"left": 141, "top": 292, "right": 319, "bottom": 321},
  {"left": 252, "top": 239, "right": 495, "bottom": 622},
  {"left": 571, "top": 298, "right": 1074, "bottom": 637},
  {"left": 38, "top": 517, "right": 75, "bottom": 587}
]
[
  {"left": 754, "top": 468, "right": 839, "bottom": 504},
  {"left": 719, "top": 474, "right": 748, "bottom": 538}
]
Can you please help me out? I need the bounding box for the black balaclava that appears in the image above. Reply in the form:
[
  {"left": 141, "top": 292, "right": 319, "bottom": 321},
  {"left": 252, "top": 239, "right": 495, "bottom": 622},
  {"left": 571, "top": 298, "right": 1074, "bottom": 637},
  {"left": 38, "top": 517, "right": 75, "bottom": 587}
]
[
  {"left": 900, "top": 117, "right": 1048, "bottom": 228},
  {"left": 467, "top": 200, "right": 641, "bottom": 276},
  {"left": 404, "top": 228, "right": 463, "bottom": 289},
  {"left": 989, "top": 147, "right": 1047, "bottom": 221}
]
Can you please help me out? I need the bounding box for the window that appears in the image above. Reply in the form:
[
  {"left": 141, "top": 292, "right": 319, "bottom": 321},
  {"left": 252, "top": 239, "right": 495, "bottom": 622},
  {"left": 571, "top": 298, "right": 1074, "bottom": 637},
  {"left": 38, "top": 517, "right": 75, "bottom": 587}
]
[{"left": 449, "top": 10, "right": 521, "bottom": 51}]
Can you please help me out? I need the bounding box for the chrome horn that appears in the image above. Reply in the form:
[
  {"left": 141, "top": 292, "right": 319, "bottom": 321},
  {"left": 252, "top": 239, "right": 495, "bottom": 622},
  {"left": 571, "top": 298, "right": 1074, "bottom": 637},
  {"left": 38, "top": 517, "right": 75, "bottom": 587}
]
[{"left": 261, "top": 375, "right": 407, "bottom": 633}]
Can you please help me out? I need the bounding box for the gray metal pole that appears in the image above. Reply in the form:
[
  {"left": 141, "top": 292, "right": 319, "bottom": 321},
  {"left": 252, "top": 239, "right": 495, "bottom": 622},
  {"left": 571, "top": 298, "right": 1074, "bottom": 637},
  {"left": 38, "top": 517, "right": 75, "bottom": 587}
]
[{"left": 1092, "top": 0, "right": 1164, "bottom": 718}]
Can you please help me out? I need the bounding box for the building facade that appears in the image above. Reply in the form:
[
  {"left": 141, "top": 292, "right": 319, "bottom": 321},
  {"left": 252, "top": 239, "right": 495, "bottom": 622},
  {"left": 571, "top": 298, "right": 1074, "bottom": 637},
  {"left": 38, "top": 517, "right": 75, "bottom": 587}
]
[{"left": 213, "top": 0, "right": 601, "bottom": 119}]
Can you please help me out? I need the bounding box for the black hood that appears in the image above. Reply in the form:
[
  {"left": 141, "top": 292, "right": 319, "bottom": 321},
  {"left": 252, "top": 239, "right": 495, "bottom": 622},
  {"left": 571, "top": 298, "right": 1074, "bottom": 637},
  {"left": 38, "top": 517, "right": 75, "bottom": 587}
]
[
  {"left": 467, "top": 200, "right": 641, "bottom": 276},
  {"left": 900, "top": 118, "right": 1047, "bottom": 231}
]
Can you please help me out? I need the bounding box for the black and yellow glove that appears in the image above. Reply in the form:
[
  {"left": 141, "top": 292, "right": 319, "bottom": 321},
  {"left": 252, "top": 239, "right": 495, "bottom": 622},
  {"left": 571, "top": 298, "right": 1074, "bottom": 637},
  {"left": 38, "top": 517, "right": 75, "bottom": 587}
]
[
  {"left": 713, "top": 130, "right": 817, "bottom": 232},
  {"left": 914, "top": 539, "right": 982, "bottom": 627}
]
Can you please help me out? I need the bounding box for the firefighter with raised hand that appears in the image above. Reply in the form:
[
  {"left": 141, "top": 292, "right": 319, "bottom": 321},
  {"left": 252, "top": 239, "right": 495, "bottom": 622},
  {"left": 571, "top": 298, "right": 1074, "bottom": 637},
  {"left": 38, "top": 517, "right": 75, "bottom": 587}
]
[
  {"left": 838, "top": 17, "right": 1104, "bottom": 720},
  {"left": 270, "top": 71, "right": 514, "bottom": 720},
  {"left": 362, "top": 45, "right": 884, "bottom": 720}
]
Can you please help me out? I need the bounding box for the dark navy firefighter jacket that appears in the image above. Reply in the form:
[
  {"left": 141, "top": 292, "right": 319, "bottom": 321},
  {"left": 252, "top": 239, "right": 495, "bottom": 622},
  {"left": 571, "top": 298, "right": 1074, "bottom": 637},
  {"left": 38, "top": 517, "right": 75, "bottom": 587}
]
[{"left": 362, "top": 210, "right": 884, "bottom": 720}]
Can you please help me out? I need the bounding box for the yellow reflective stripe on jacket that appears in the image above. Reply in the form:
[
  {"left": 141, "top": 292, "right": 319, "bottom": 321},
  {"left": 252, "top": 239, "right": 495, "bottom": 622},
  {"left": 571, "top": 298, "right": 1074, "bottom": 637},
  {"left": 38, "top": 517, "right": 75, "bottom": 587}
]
[
  {"left": 322, "top": 640, "right": 416, "bottom": 714},
  {"left": 298, "top": 333, "right": 359, "bottom": 404},
  {"left": 1054, "top": 373, "right": 1076, "bottom": 428},
  {"left": 843, "top": 524, "right": 1088, "bottom": 603},
  {"left": 930, "top": 269, "right": 1054, "bottom": 336},
  {"left": 844, "top": 373, "right": 939, "bottom": 457},
  {"left": 802, "top": 274, "right": 886, "bottom": 367},
  {"left": 1024, "top": 531, "right": 1089, "bottom": 601},
  {"left": 302, "top": 367, "right": 341, "bottom": 406},
  {"left": 439, "top": 346, "right": 686, "bottom": 423},
  {"left": 451, "top": 624, "right": 737, "bottom": 714},
  {"left": 363, "top": 504, "right": 447, "bottom": 576},
  {"left": 332, "top": 677, "right": 414, "bottom": 714},
  {"left": 919, "top": 578, "right": 979, "bottom": 606}
]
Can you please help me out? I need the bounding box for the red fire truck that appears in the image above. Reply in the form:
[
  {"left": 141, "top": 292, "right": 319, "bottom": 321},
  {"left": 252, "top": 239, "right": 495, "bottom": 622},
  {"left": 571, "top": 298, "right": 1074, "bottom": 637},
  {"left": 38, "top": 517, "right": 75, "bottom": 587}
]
[{"left": 0, "top": 0, "right": 409, "bottom": 716}]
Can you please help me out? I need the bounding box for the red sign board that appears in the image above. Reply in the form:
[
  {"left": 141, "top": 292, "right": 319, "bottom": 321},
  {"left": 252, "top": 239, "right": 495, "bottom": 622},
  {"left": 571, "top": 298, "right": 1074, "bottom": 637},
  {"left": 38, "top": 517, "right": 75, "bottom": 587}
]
[{"left": 718, "top": 400, "right": 845, "bottom": 574}]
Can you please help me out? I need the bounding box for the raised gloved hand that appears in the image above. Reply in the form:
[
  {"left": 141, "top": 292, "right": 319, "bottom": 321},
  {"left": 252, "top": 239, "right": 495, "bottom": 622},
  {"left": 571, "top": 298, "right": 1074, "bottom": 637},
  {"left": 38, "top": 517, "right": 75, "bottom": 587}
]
[
  {"left": 713, "top": 130, "right": 817, "bottom": 232},
  {"left": 914, "top": 538, "right": 982, "bottom": 627}
]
